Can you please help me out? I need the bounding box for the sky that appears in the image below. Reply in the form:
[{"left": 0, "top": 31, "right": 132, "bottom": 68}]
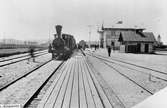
[{"left": 0, "top": 0, "right": 166, "bottom": 43}]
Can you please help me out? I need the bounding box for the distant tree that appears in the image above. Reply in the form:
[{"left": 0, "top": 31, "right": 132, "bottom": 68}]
[{"left": 118, "top": 33, "right": 123, "bottom": 44}]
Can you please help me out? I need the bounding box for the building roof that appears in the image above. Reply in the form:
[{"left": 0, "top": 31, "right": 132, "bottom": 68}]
[
  {"left": 120, "top": 31, "right": 156, "bottom": 42},
  {"left": 103, "top": 27, "right": 145, "bottom": 31}
]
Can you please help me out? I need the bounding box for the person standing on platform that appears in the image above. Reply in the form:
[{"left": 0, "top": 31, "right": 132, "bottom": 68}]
[
  {"left": 107, "top": 46, "right": 111, "bottom": 57},
  {"left": 28, "top": 46, "right": 35, "bottom": 63},
  {"left": 111, "top": 42, "right": 115, "bottom": 53}
]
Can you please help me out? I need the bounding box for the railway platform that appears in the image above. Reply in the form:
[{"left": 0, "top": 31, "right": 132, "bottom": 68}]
[
  {"left": 37, "top": 52, "right": 123, "bottom": 108},
  {"left": 84, "top": 48, "right": 167, "bottom": 108},
  {"left": 1, "top": 49, "right": 166, "bottom": 107},
  {"left": 36, "top": 49, "right": 167, "bottom": 108}
]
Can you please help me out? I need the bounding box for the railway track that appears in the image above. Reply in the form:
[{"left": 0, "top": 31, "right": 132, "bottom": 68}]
[
  {"left": 92, "top": 52, "right": 167, "bottom": 76},
  {"left": 0, "top": 59, "right": 64, "bottom": 108},
  {"left": 85, "top": 59, "right": 125, "bottom": 108},
  {"left": 24, "top": 61, "right": 64, "bottom": 108},
  {"left": 36, "top": 52, "right": 126, "bottom": 108},
  {"left": 0, "top": 50, "right": 47, "bottom": 63},
  {"left": 84, "top": 51, "right": 167, "bottom": 82},
  {"left": 1, "top": 50, "right": 164, "bottom": 108},
  {"left": 26, "top": 59, "right": 75, "bottom": 108},
  {"left": 83, "top": 58, "right": 125, "bottom": 108},
  {"left": 0, "top": 51, "right": 48, "bottom": 68},
  {"left": 82, "top": 52, "right": 152, "bottom": 107},
  {"left": 83, "top": 50, "right": 167, "bottom": 95},
  {"left": 101, "top": 61, "right": 154, "bottom": 95},
  {"left": 0, "top": 59, "right": 51, "bottom": 91},
  {"left": 85, "top": 52, "right": 158, "bottom": 94}
]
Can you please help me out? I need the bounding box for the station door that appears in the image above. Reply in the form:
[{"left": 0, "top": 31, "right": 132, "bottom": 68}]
[{"left": 145, "top": 44, "right": 149, "bottom": 53}]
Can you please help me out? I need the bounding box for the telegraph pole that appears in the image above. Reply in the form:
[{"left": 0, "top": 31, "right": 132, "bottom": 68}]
[
  {"left": 88, "top": 25, "right": 92, "bottom": 48},
  {"left": 96, "top": 25, "right": 101, "bottom": 49},
  {"left": 49, "top": 28, "right": 51, "bottom": 44}
]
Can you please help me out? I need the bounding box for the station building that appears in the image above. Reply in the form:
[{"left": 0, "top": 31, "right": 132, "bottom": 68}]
[{"left": 98, "top": 26, "right": 156, "bottom": 53}]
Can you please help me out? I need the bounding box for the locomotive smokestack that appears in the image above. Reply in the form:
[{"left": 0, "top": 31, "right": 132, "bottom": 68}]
[{"left": 55, "top": 25, "right": 62, "bottom": 38}]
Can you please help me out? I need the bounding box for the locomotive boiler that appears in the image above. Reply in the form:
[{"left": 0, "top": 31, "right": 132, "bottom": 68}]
[{"left": 49, "top": 25, "right": 76, "bottom": 60}]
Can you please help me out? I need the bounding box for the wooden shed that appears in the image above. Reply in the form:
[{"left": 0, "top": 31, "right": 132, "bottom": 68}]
[{"left": 118, "top": 31, "right": 156, "bottom": 53}]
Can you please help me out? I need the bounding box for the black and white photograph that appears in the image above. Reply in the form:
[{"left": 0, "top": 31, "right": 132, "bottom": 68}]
[{"left": 0, "top": 0, "right": 167, "bottom": 108}]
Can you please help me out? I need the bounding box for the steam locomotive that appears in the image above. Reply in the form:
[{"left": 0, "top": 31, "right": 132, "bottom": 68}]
[
  {"left": 49, "top": 25, "right": 76, "bottom": 60},
  {"left": 78, "top": 40, "right": 87, "bottom": 50}
]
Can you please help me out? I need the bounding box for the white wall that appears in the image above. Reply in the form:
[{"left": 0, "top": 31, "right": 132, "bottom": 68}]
[
  {"left": 120, "top": 45, "right": 125, "bottom": 53},
  {"left": 140, "top": 43, "right": 145, "bottom": 53},
  {"left": 103, "top": 30, "right": 121, "bottom": 48}
]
